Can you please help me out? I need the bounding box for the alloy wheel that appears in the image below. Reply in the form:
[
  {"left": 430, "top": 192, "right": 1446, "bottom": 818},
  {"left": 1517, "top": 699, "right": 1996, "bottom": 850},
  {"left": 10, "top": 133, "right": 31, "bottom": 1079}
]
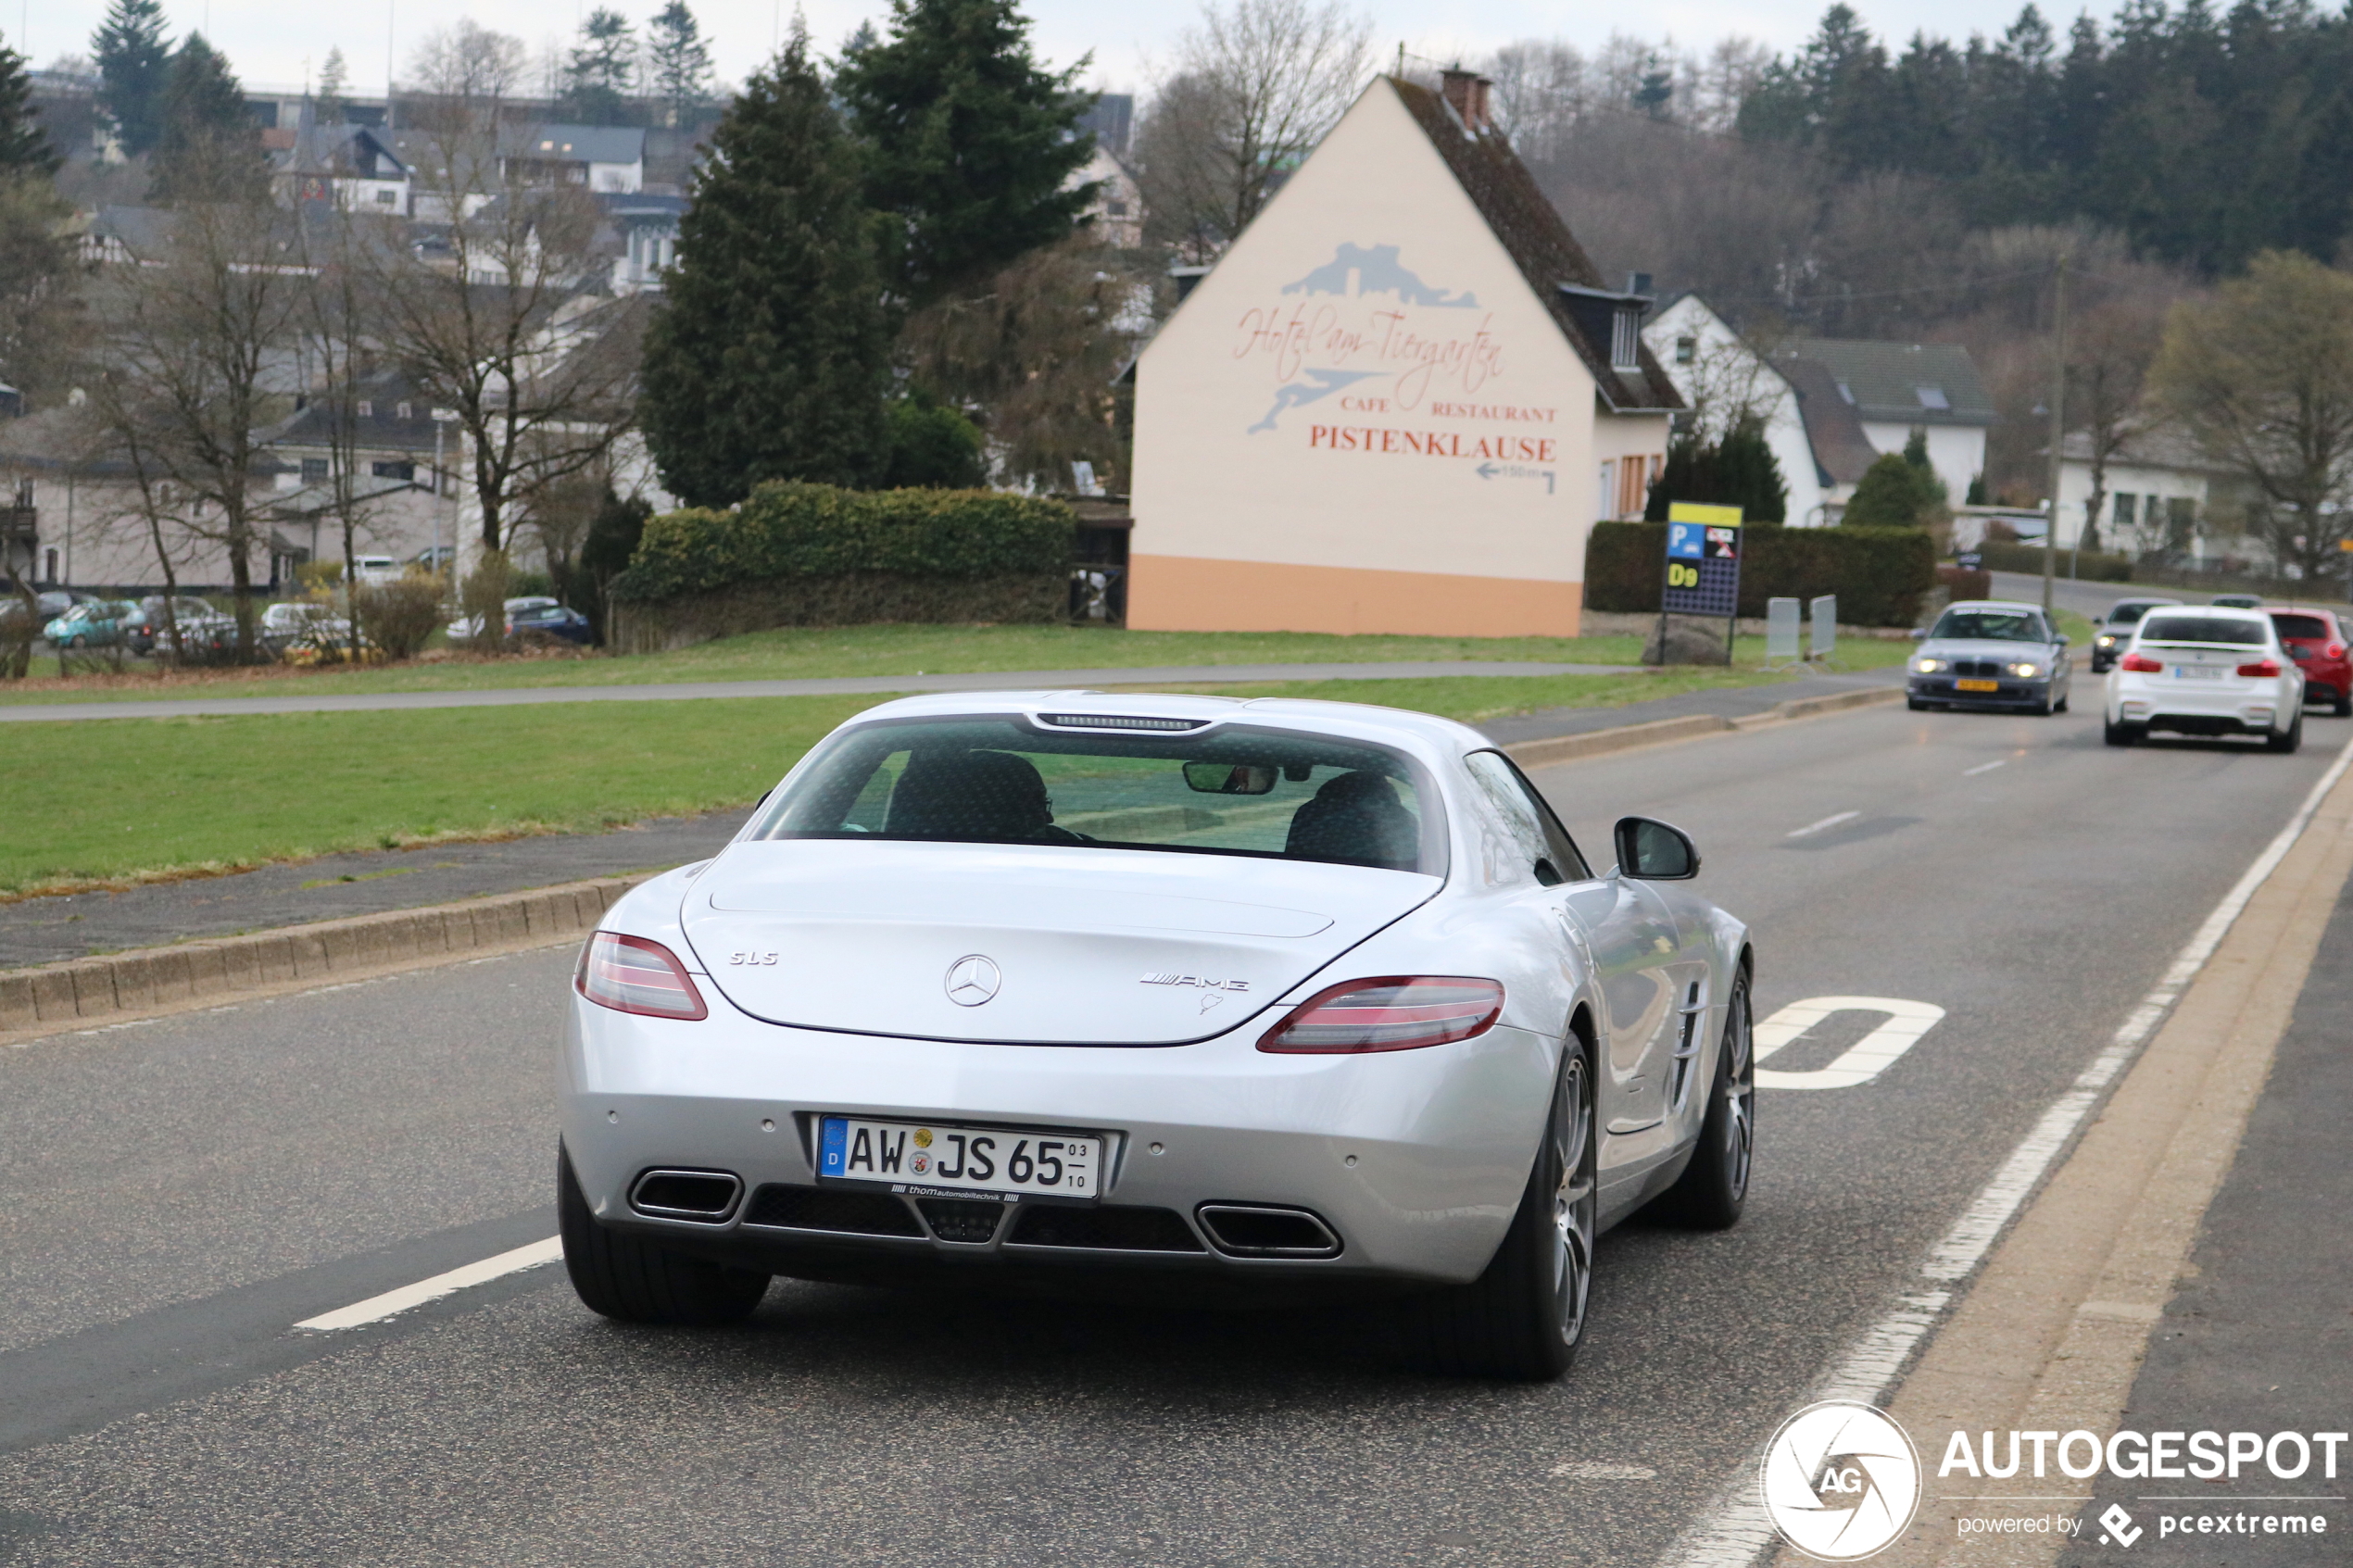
[
  {"left": 1721, "top": 985, "right": 1756, "bottom": 1202},
  {"left": 1551, "top": 1053, "right": 1597, "bottom": 1348}
]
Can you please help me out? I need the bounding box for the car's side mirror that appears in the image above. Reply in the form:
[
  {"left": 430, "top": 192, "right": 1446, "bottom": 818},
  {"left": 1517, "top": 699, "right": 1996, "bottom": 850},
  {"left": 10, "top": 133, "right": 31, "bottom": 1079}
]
[
  {"left": 1909, "top": 628, "right": 1928, "bottom": 641},
  {"left": 1613, "top": 816, "right": 1701, "bottom": 881},
  {"left": 1183, "top": 761, "right": 1277, "bottom": 796},
  {"left": 2056, "top": 633, "right": 2070, "bottom": 645}
]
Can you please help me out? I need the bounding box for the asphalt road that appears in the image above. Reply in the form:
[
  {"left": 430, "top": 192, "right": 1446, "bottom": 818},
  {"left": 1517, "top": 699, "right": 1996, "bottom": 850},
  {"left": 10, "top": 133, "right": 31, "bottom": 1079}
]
[{"left": 0, "top": 702, "right": 2342, "bottom": 1566}]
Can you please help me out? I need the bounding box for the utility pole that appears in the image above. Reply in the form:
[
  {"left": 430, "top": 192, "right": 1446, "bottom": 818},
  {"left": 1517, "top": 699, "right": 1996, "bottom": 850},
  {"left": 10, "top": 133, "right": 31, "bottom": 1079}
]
[{"left": 2042, "top": 252, "right": 2069, "bottom": 620}]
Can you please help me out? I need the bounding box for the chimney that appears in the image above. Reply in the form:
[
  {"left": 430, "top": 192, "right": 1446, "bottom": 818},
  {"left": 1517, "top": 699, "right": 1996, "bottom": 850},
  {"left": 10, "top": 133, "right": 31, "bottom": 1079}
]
[{"left": 1440, "top": 68, "right": 1493, "bottom": 133}]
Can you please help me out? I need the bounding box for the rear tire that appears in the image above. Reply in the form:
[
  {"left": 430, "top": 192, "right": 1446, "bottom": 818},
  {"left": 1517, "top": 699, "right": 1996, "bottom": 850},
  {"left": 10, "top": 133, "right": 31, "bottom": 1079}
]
[
  {"left": 2267, "top": 710, "right": 2303, "bottom": 755},
  {"left": 1403, "top": 1036, "right": 1596, "bottom": 1381},
  {"left": 1647, "top": 972, "right": 1755, "bottom": 1229},
  {"left": 2103, "top": 718, "right": 2144, "bottom": 746},
  {"left": 558, "top": 1144, "right": 770, "bottom": 1326}
]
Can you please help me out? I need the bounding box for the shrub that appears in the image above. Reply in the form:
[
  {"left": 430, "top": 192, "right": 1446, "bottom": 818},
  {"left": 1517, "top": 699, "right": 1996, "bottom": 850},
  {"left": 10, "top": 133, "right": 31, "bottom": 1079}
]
[
  {"left": 611, "top": 482, "right": 1075, "bottom": 602},
  {"left": 1585, "top": 521, "right": 1938, "bottom": 626},
  {"left": 885, "top": 396, "right": 988, "bottom": 489},
  {"left": 356, "top": 570, "right": 446, "bottom": 660},
  {"left": 1843, "top": 452, "right": 1944, "bottom": 529}
]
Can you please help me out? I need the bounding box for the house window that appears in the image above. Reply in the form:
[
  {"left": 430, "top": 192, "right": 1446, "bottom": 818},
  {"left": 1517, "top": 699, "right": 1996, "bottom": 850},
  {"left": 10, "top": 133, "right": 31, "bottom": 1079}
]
[
  {"left": 1610, "top": 308, "right": 1641, "bottom": 371},
  {"left": 300, "top": 458, "right": 330, "bottom": 483},
  {"left": 1597, "top": 460, "right": 1616, "bottom": 520},
  {"left": 1675, "top": 335, "right": 1696, "bottom": 365},
  {"left": 2113, "top": 493, "right": 2137, "bottom": 527},
  {"left": 372, "top": 460, "right": 416, "bottom": 482},
  {"left": 1617, "top": 457, "right": 1654, "bottom": 520},
  {"left": 2167, "top": 496, "right": 2195, "bottom": 533},
  {"left": 356, "top": 401, "right": 372, "bottom": 418},
  {"left": 396, "top": 402, "right": 412, "bottom": 420},
  {"left": 1915, "top": 384, "right": 1950, "bottom": 410},
  {"left": 13, "top": 479, "right": 31, "bottom": 508},
  {"left": 374, "top": 188, "right": 397, "bottom": 204}
]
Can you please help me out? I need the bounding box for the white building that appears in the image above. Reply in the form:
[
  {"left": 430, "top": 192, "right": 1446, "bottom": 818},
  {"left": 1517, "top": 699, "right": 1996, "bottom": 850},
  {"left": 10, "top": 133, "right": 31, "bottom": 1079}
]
[
  {"left": 1127, "top": 71, "right": 1680, "bottom": 638},
  {"left": 265, "top": 124, "right": 410, "bottom": 213},
  {"left": 2052, "top": 426, "right": 2230, "bottom": 558},
  {"left": 497, "top": 125, "right": 646, "bottom": 194}
]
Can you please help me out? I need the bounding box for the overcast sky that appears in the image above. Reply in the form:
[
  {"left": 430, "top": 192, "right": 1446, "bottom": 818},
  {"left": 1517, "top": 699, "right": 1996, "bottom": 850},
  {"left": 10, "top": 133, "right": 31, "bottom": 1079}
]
[{"left": 14, "top": 0, "right": 2062, "bottom": 101}]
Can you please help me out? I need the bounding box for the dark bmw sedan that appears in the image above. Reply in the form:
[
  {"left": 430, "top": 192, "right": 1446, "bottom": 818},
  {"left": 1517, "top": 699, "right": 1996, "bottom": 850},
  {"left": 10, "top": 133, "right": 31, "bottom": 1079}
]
[{"left": 1906, "top": 600, "right": 2073, "bottom": 715}]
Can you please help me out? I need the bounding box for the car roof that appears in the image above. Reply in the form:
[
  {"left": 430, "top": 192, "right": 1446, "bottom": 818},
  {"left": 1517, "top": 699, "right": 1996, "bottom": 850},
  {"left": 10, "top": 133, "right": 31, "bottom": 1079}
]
[
  {"left": 835, "top": 688, "right": 1497, "bottom": 764},
  {"left": 1944, "top": 599, "right": 2047, "bottom": 613}
]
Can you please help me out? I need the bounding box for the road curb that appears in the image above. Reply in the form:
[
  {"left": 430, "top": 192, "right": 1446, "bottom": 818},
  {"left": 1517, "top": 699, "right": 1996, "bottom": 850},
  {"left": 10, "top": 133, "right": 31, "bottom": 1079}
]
[
  {"left": 4, "top": 684, "right": 1903, "bottom": 1043},
  {"left": 0, "top": 874, "right": 649, "bottom": 1044},
  {"left": 1504, "top": 684, "right": 1902, "bottom": 769}
]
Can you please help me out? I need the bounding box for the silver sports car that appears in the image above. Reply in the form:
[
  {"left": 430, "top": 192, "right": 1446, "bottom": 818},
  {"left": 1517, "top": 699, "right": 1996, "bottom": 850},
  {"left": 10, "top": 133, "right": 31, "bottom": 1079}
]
[{"left": 559, "top": 692, "right": 1756, "bottom": 1379}]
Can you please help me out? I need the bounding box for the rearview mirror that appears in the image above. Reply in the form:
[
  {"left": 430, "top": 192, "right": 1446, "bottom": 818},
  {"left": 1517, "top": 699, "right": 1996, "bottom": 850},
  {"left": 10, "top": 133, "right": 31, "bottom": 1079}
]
[
  {"left": 1183, "top": 761, "right": 1277, "bottom": 796},
  {"left": 1614, "top": 816, "right": 1700, "bottom": 881}
]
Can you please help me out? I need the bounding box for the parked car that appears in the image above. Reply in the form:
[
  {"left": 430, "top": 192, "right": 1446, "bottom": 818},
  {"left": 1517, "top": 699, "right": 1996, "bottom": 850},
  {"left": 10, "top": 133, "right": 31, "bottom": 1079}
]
[
  {"left": 123, "top": 596, "right": 225, "bottom": 657},
  {"left": 42, "top": 599, "right": 138, "bottom": 648},
  {"left": 447, "top": 596, "right": 585, "bottom": 645},
  {"left": 1906, "top": 600, "right": 2073, "bottom": 715},
  {"left": 559, "top": 692, "right": 1757, "bottom": 1379},
  {"left": 2210, "top": 594, "right": 2264, "bottom": 609},
  {"left": 2088, "top": 596, "right": 2182, "bottom": 673},
  {"left": 2265, "top": 606, "right": 2352, "bottom": 718},
  {"left": 352, "top": 555, "right": 401, "bottom": 587},
  {"left": 412, "top": 546, "right": 456, "bottom": 572},
  {"left": 2105, "top": 606, "right": 2303, "bottom": 750}
]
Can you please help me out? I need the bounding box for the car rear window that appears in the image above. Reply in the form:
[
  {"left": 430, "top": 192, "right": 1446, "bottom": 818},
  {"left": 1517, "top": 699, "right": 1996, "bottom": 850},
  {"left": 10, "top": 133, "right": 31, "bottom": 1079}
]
[
  {"left": 2271, "top": 614, "right": 2331, "bottom": 641},
  {"left": 2141, "top": 615, "right": 2268, "bottom": 646},
  {"left": 2107, "top": 602, "right": 2167, "bottom": 625},
  {"left": 751, "top": 717, "right": 1444, "bottom": 874}
]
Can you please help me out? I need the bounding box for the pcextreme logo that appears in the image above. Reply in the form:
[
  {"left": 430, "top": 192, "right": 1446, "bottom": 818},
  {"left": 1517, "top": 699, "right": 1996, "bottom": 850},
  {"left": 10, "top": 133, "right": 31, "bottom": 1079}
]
[{"left": 1762, "top": 1401, "right": 1925, "bottom": 1562}]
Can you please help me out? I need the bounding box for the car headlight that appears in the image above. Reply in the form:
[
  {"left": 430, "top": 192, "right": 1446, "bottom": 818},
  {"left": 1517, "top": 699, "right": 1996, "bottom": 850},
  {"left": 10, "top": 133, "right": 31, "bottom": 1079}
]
[
  {"left": 1913, "top": 658, "right": 1947, "bottom": 674},
  {"left": 2095, "top": 634, "right": 2116, "bottom": 647},
  {"left": 2007, "top": 661, "right": 2042, "bottom": 678}
]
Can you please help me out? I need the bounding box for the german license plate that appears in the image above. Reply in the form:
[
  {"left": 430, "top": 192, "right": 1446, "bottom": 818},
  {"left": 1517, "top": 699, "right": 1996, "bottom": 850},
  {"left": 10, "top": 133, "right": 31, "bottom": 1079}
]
[
  {"left": 817, "top": 1116, "right": 1101, "bottom": 1199},
  {"left": 2173, "top": 666, "right": 2222, "bottom": 680},
  {"left": 1956, "top": 679, "right": 1999, "bottom": 692}
]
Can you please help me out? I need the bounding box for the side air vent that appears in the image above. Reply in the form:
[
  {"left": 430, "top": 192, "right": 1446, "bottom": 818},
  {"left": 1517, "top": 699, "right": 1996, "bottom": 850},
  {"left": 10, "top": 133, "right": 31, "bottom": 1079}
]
[
  {"left": 1195, "top": 1204, "right": 1343, "bottom": 1259},
  {"left": 1005, "top": 1204, "right": 1205, "bottom": 1252},
  {"left": 629, "top": 1169, "right": 744, "bottom": 1223},
  {"left": 1036, "top": 713, "right": 1208, "bottom": 733},
  {"left": 742, "top": 1184, "right": 923, "bottom": 1237}
]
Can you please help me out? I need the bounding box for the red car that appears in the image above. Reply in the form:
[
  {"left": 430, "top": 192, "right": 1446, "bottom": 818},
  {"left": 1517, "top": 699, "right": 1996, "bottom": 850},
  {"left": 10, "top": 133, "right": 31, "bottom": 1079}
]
[{"left": 2267, "top": 606, "right": 2352, "bottom": 717}]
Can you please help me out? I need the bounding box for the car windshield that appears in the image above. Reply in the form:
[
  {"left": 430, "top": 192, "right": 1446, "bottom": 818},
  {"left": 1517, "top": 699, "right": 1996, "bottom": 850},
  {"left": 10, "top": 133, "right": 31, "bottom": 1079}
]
[
  {"left": 2108, "top": 602, "right": 2167, "bottom": 625},
  {"left": 750, "top": 717, "right": 1442, "bottom": 874},
  {"left": 1931, "top": 609, "right": 2046, "bottom": 643},
  {"left": 2141, "top": 615, "right": 2268, "bottom": 646},
  {"left": 2272, "top": 614, "right": 2331, "bottom": 642}
]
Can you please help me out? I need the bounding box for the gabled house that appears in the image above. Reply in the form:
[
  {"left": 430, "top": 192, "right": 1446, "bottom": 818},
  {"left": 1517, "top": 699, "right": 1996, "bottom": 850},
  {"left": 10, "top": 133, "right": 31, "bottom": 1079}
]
[
  {"left": 1127, "top": 70, "right": 1681, "bottom": 637},
  {"left": 497, "top": 125, "right": 646, "bottom": 194},
  {"left": 267, "top": 122, "right": 411, "bottom": 213},
  {"left": 1786, "top": 337, "right": 1994, "bottom": 507}
]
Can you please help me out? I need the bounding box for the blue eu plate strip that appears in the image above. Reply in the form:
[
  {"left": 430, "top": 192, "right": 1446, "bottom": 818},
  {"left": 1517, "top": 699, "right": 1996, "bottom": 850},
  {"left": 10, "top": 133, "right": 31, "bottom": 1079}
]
[{"left": 819, "top": 1117, "right": 848, "bottom": 1176}]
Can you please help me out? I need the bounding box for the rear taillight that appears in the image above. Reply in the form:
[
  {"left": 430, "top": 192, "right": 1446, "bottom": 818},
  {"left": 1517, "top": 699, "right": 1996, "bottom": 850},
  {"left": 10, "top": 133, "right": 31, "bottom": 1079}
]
[
  {"left": 2119, "top": 652, "right": 2164, "bottom": 672},
  {"left": 576, "top": 932, "right": 708, "bottom": 1020},
  {"left": 2237, "top": 659, "right": 2282, "bottom": 678},
  {"left": 1258, "top": 976, "right": 1504, "bottom": 1054},
  {"left": 2328, "top": 643, "right": 2347, "bottom": 660}
]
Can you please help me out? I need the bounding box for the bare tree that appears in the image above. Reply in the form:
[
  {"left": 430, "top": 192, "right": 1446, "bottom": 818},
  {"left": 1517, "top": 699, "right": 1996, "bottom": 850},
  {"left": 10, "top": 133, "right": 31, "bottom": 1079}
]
[
  {"left": 2150, "top": 250, "right": 2353, "bottom": 583},
  {"left": 2064, "top": 282, "right": 2177, "bottom": 552},
  {"left": 1136, "top": 0, "right": 1373, "bottom": 260},
  {"left": 408, "top": 19, "right": 528, "bottom": 103}
]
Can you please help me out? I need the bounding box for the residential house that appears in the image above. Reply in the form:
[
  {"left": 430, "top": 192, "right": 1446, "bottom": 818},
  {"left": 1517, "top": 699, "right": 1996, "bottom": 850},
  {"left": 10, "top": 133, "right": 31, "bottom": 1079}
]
[
  {"left": 2052, "top": 426, "right": 2233, "bottom": 561},
  {"left": 1075, "top": 143, "right": 1143, "bottom": 249},
  {"left": 1128, "top": 70, "right": 1680, "bottom": 636},
  {"left": 1784, "top": 337, "right": 1993, "bottom": 508},
  {"left": 599, "top": 193, "right": 686, "bottom": 294},
  {"left": 253, "top": 372, "right": 450, "bottom": 571},
  {"left": 266, "top": 122, "right": 411, "bottom": 214},
  {"left": 497, "top": 125, "right": 646, "bottom": 194}
]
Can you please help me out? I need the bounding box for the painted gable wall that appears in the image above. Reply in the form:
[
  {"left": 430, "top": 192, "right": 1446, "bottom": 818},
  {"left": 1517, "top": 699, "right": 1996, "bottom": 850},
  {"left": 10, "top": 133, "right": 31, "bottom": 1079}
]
[{"left": 1129, "top": 80, "right": 1655, "bottom": 637}]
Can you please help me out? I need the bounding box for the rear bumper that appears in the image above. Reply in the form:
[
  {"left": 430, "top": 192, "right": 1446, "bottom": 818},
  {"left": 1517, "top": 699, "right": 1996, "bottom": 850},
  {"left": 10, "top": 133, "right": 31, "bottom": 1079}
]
[
  {"left": 559, "top": 989, "right": 1557, "bottom": 1288},
  {"left": 2108, "top": 673, "right": 2290, "bottom": 734}
]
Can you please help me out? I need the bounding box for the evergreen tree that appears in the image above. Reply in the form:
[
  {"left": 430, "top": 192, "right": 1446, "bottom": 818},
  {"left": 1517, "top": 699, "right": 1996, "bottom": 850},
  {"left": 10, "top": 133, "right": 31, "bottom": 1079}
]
[
  {"left": 561, "top": 8, "right": 638, "bottom": 125},
  {"left": 639, "top": 28, "right": 892, "bottom": 507},
  {"left": 835, "top": 0, "right": 1095, "bottom": 305},
  {"left": 1841, "top": 451, "right": 1942, "bottom": 528},
  {"left": 92, "top": 0, "right": 171, "bottom": 157},
  {"left": 0, "top": 42, "right": 59, "bottom": 175},
  {"left": 317, "top": 46, "right": 348, "bottom": 125},
  {"left": 1643, "top": 417, "right": 1789, "bottom": 523},
  {"left": 148, "top": 35, "right": 269, "bottom": 206},
  {"left": 883, "top": 393, "right": 986, "bottom": 488},
  {"left": 646, "top": 3, "right": 715, "bottom": 128}
]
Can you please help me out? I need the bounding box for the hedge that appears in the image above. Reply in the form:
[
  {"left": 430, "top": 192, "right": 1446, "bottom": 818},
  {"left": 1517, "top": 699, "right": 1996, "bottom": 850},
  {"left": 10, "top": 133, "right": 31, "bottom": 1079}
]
[
  {"left": 1585, "top": 522, "right": 1940, "bottom": 627},
  {"left": 1973, "top": 540, "right": 2135, "bottom": 582},
  {"left": 610, "top": 481, "right": 1076, "bottom": 603}
]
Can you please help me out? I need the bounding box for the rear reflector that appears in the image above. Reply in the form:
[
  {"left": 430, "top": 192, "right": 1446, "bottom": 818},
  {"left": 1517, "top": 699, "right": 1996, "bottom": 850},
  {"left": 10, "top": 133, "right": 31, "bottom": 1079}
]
[
  {"left": 1258, "top": 976, "right": 1504, "bottom": 1053},
  {"left": 2237, "top": 659, "right": 2282, "bottom": 677},
  {"left": 577, "top": 932, "right": 708, "bottom": 1020},
  {"left": 2119, "top": 652, "right": 2164, "bottom": 672}
]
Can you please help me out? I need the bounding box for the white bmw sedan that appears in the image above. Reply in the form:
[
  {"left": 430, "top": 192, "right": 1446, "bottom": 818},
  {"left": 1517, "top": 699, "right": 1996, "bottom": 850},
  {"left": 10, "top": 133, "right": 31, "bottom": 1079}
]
[
  {"left": 2104, "top": 606, "right": 2305, "bottom": 752},
  {"left": 559, "top": 692, "right": 1756, "bottom": 1379}
]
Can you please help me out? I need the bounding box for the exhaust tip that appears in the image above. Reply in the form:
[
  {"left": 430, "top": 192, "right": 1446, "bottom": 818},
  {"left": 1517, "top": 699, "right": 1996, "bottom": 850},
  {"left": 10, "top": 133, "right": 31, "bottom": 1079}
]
[
  {"left": 628, "top": 1168, "right": 744, "bottom": 1223},
  {"left": 1195, "top": 1203, "right": 1342, "bottom": 1259}
]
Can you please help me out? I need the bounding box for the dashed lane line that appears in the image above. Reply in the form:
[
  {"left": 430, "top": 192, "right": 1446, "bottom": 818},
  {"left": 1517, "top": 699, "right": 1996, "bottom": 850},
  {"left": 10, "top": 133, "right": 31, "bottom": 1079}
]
[
  {"left": 294, "top": 1237, "right": 563, "bottom": 1332},
  {"left": 1962, "top": 759, "right": 2007, "bottom": 776},
  {"left": 1785, "top": 810, "right": 1860, "bottom": 839}
]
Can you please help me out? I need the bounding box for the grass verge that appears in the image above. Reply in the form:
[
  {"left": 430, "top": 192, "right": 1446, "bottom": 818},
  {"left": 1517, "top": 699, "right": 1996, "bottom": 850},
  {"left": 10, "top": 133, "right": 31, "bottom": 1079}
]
[{"left": 0, "top": 664, "right": 1829, "bottom": 895}]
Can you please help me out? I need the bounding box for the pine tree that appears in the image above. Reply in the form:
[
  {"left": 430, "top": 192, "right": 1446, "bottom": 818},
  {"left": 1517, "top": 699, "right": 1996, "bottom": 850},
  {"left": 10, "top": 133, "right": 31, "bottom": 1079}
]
[
  {"left": 1642, "top": 418, "right": 1788, "bottom": 523},
  {"left": 646, "top": 3, "right": 714, "bottom": 128},
  {"left": 0, "top": 43, "right": 59, "bottom": 175},
  {"left": 835, "top": 0, "right": 1094, "bottom": 305},
  {"left": 92, "top": 0, "right": 171, "bottom": 157},
  {"left": 561, "top": 8, "right": 637, "bottom": 125},
  {"left": 639, "top": 28, "right": 892, "bottom": 507},
  {"left": 148, "top": 34, "right": 268, "bottom": 205},
  {"left": 317, "top": 46, "right": 348, "bottom": 125},
  {"left": 1841, "top": 452, "right": 1941, "bottom": 528}
]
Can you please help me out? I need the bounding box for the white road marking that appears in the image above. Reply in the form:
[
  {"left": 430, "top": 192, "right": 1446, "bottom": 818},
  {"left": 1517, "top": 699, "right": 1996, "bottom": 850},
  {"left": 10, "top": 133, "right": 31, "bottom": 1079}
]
[
  {"left": 294, "top": 1236, "right": 563, "bottom": 1332},
  {"left": 1752, "top": 997, "right": 1947, "bottom": 1090},
  {"left": 1657, "top": 731, "right": 2353, "bottom": 1568},
  {"left": 1963, "top": 759, "right": 2007, "bottom": 776},
  {"left": 1785, "top": 810, "right": 1860, "bottom": 839}
]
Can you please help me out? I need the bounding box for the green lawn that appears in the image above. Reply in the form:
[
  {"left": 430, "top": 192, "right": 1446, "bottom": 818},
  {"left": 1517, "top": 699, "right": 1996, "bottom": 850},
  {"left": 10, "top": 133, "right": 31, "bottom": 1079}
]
[
  {"left": 0, "top": 620, "right": 1910, "bottom": 706},
  {"left": 1, "top": 660, "right": 1851, "bottom": 896}
]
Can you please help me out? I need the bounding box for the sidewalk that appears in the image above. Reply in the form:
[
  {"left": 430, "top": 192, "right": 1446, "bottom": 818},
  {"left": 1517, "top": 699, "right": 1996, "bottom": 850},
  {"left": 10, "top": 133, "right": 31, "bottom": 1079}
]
[
  {"left": 0, "top": 666, "right": 1897, "bottom": 969},
  {"left": 2057, "top": 876, "right": 2353, "bottom": 1565}
]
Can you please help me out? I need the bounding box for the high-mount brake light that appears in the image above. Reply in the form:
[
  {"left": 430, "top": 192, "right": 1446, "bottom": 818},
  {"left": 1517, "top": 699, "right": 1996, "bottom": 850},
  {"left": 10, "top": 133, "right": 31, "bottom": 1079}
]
[
  {"left": 2236, "top": 658, "right": 2283, "bottom": 678},
  {"left": 577, "top": 932, "right": 708, "bottom": 1020},
  {"left": 2119, "top": 652, "right": 2164, "bottom": 673},
  {"left": 1258, "top": 976, "right": 1504, "bottom": 1054}
]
